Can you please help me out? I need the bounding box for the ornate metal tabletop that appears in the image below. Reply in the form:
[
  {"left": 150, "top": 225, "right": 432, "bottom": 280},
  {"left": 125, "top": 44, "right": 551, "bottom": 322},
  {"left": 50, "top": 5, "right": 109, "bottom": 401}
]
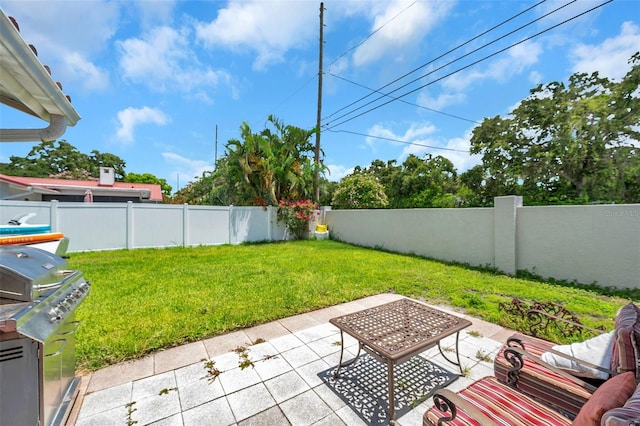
[{"left": 329, "top": 298, "right": 472, "bottom": 424}]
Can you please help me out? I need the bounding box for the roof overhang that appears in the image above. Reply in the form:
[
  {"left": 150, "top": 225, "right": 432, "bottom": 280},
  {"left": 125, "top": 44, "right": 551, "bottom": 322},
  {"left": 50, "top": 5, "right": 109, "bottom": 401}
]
[{"left": 0, "top": 10, "right": 81, "bottom": 142}]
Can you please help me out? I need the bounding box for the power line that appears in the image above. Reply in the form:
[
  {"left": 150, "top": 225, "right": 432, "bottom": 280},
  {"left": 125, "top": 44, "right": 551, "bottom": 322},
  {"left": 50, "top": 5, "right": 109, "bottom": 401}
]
[
  {"left": 326, "top": 72, "right": 481, "bottom": 125},
  {"left": 327, "top": 129, "right": 470, "bottom": 153},
  {"left": 323, "top": 0, "right": 550, "bottom": 123},
  {"left": 325, "top": 0, "right": 612, "bottom": 130}
]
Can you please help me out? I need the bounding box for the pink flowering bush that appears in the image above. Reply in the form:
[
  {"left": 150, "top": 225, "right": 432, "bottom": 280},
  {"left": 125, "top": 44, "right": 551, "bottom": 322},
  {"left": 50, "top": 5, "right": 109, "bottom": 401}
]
[{"left": 277, "top": 199, "right": 319, "bottom": 240}]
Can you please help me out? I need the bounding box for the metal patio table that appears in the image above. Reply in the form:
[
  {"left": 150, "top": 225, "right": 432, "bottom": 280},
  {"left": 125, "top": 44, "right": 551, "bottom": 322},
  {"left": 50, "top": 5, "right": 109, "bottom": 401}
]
[{"left": 329, "top": 298, "right": 472, "bottom": 424}]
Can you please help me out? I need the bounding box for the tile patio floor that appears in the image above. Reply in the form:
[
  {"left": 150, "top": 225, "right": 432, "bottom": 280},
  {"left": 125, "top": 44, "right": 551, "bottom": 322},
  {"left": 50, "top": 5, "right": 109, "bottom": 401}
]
[{"left": 68, "top": 293, "right": 515, "bottom": 426}]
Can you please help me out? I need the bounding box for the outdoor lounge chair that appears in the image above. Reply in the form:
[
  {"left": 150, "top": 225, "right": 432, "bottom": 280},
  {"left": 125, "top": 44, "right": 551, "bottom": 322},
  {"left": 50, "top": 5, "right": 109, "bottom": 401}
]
[
  {"left": 423, "top": 371, "right": 639, "bottom": 425},
  {"left": 493, "top": 302, "right": 640, "bottom": 417}
]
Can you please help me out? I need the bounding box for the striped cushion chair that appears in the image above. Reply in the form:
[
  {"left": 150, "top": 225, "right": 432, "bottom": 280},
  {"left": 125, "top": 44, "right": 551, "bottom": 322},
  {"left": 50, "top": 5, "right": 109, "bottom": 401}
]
[
  {"left": 423, "top": 372, "right": 638, "bottom": 426},
  {"left": 493, "top": 302, "right": 640, "bottom": 417},
  {"left": 493, "top": 333, "right": 600, "bottom": 416},
  {"left": 423, "top": 376, "right": 572, "bottom": 426}
]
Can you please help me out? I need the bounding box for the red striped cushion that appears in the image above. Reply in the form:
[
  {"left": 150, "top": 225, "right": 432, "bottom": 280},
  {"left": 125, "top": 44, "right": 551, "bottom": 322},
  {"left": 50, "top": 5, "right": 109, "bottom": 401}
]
[
  {"left": 611, "top": 303, "right": 640, "bottom": 377},
  {"left": 424, "top": 376, "right": 572, "bottom": 426}
]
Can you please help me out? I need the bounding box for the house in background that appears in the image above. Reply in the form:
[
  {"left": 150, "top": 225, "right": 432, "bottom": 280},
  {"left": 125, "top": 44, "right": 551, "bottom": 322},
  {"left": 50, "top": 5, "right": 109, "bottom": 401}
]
[{"left": 0, "top": 167, "right": 163, "bottom": 203}]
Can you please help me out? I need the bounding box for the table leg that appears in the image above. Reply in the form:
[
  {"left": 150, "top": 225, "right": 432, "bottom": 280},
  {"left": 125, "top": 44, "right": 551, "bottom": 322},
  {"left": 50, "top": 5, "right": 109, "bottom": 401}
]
[
  {"left": 437, "top": 330, "right": 465, "bottom": 375},
  {"left": 334, "top": 330, "right": 362, "bottom": 378},
  {"left": 388, "top": 359, "right": 396, "bottom": 424}
]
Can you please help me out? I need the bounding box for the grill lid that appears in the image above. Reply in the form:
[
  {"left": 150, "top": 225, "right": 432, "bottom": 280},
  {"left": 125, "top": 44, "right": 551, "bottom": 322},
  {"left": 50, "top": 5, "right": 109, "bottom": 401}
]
[{"left": 0, "top": 246, "right": 69, "bottom": 301}]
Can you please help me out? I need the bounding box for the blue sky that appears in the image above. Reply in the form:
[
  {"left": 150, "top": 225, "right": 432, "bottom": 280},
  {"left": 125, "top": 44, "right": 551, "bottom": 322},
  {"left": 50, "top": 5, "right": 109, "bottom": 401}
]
[{"left": 1, "top": 0, "right": 638, "bottom": 194}]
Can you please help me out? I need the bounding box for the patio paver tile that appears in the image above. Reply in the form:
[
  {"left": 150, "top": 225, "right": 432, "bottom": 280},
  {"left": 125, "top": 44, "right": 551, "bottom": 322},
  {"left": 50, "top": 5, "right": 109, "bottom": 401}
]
[
  {"left": 264, "top": 370, "right": 311, "bottom": 403},
  {"left": 154, "top": 341, "right": 208, "bottom": 374},
  {"left": 182, "top": 396, "right": 236, "bottom": 426},
  {"left": 293, "top": 323, "right": 339, "bottom": 344},
  {"left": 278, "top": 313, "right": 322, "bottom": 333},
  {"left": 294, "top": 358, "right": 331, "bottom": 388},
  {"left": 280, "top": 344, "right": 322, "bottom": 368},
  {"left": 131, "top": 389, "right": 182, "bottom": 426},
  {"left": 279, "top": 389, "right": 333, "bottom": 426},
  {"left": 269, "top": 333, "right": 306, "bottom": 353},
  {"left": 75, "top": 404, "right": 129, "bottom": 426},
  {"left": 244, "top": 321, "right": 291, "bottom": 343},
  {"left": 253, "top": 353, "right": 294, "bottom": 382},
  {"left": 132, "top": 370, "right": 176, "bottom": 401},
  {"left": 218, "top": 362, "right": 263, "bottom": 394},
  {"left": 334, "top": 405, "right": 369, "bottom": 426},
  {"left": 86, "top": 356, "right": 154, "bottom": 393},
  {"left": 238, "top": 406, "right": 291, "bottom": 426},
  {"left": 311, "top": 413, "right": 347, "bottom": 426},
  {"left": 76, "top": 381, "right": 132, "bottom": 419},
  {"left": 226, "top": 383, "right": 277, "bottom": 422},
  {"left": 203, "top": 330, "right": 251, "bottom": 358},
  {"left": 148, "top": 413, "right": 184, "bottom": 426}
]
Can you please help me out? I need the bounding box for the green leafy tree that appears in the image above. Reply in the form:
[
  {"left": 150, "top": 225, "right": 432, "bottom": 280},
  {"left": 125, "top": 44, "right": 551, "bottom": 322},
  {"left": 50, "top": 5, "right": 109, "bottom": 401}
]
[
  {"left": 223, "top": 115, "right": 323, "bottom": 206},
  {"left": 331, "top": 174, "right": 388, "bottom": 209},
  {"left": 470, "top": 52, "right": 640, "bottom": 204},
  {"left": 0, "top": 140, "right": 128, "bottom": 182},
  {"left": 90, "top": 151, "right": 127, "bottom": 180},
  {"left": 124, "top": 172, "right": 172, "bottom": 198}
]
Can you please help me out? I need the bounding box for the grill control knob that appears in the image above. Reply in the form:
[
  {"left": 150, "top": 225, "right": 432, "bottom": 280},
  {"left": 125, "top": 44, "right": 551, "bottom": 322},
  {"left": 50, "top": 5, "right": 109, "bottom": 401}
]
[{"left": 48, "top": 307, "right": 64, "bottom": 322}]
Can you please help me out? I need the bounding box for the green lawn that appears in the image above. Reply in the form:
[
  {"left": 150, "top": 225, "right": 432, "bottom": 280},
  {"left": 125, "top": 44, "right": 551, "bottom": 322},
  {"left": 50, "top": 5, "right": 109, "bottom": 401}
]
[{"left": 69, "top": 240, "right": 631, "bottom": 372}]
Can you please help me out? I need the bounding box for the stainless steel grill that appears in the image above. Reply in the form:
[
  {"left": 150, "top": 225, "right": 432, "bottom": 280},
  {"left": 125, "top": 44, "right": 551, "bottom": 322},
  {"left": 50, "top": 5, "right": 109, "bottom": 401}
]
[{"left": 0, "top": 245, "right": 90, "bottom": 426}]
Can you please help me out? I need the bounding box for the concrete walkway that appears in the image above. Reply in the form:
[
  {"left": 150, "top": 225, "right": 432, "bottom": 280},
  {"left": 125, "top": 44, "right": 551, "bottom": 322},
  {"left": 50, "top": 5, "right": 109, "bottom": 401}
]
[{"left": 68, "top": 294, "right": 515, "bottom": 425}]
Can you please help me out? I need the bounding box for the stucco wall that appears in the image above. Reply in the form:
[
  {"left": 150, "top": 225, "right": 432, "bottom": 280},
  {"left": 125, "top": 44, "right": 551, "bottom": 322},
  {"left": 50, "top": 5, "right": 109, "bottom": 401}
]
[{"left": 516, "top": 204, "right": 640, "bottom": 288}]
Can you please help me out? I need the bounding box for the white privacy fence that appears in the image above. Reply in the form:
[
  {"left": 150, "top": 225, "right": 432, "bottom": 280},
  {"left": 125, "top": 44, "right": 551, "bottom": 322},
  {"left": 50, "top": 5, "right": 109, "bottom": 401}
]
[
  {"left": 1, "top": 196, "right": 638, "bottom": 289},
  {"left": 0, "top": 200, "right": 291, "bottom": 252}
]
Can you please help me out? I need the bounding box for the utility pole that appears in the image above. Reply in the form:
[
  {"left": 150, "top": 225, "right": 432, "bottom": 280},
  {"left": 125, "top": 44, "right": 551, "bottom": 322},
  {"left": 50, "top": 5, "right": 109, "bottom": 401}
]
[
  {"left": 314, "top": 2, "right": 324, "bottom": 204},
  {"left": 215, "top": 124, "right": 218, "bottom": 170}
]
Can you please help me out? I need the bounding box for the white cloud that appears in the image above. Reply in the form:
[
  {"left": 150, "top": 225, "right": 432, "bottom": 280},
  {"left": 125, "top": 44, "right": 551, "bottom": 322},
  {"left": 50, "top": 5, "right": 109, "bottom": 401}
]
[
  {"left": 118, "top": 26, "right": 231, "bottom": 95},
  {"left": 64, "top": 52, "right": 109, "bottom": 92},
  {"left": 528, "top": 70, "right": 543, "bottom": 85},
  {"left": 367, "top": 122, "right": 480, "bottom": 172},
  {"left": 161, "top": 152, "right": 213, "bottom": 189},
  {"left": 366, "top": 122, "right": 437, "bottom": 149},
  {"left": 116, "top": 106, "right": 169, "bottom": 143},
  {"left": 195, "top": 1, "right": 317, "bottom": 70},
  {"left": 416, "top": 90, "right": 466, "bottom": 110},
  {"left": 352, "top": 0, "right": 455, "bottom": 67},
  {"left": 443, "top": 40, "right": 543, "bottom": 91},
  {"left": 325, "top": 164, "right": 354, "bottom": 182},
  {"left": 571, "top": 21, "right": 640, "bottom": 80}
]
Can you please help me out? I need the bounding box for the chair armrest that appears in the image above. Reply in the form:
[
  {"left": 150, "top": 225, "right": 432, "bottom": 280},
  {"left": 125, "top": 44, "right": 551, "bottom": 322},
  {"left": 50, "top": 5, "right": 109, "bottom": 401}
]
[
  {"left": 503, "top": 347, "right": 599, "bottom": 393},
  {"left": 507, "top": 335, "right": 616, "bottom": 378},
  {"left": 432, "top": 389, "right": 498, "bottom": 426}
]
